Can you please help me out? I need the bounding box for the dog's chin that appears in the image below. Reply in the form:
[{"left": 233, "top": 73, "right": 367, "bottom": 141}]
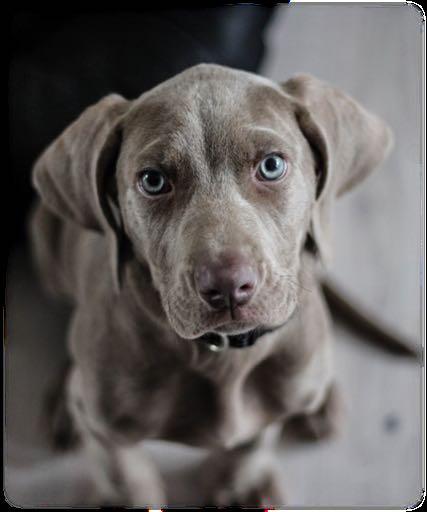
[
  {"left": 174, "top": 322, "right": 259, "bottom": 340},
  {"left": 167, "top": 298, "right": 298, "bottom": 340},
  {"left": 212, "top": 321, "right": 259, "bottom": 336},
  {"left": 200, "top": 301, "right": 298, "bottom": 339},
  {"left": 176, "top": 316, "right": 290, "bottom": 341}
]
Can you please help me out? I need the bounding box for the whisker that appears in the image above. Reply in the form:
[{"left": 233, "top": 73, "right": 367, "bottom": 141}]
[
  {"left": 271, "top": 270, "right": 313, "bottom": 293},
  {"left": 286, "top": 278, "right": 312, "bottom": 293}
]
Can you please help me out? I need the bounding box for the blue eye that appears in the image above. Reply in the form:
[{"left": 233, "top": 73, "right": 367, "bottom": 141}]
[
  {"left": 257, "top": 154, "right": 287, "bottom": 181},
  {"left": 137, "top": 169, "right": 171, "bottom": 196}
]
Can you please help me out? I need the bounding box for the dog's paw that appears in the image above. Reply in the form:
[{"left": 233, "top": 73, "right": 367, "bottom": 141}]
[
  {"left": 283, "top": 382, "right": 344, "bottom": 442},
  {"left": 201, "top": 453, "right": 286, "bottom": 508},
  {"left": 209, "top": 469, "right": 286, "bottom": 508}
]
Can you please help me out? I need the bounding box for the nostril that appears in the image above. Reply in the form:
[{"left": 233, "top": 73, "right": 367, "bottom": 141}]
[
  {"left": 233, "top": 280, "right": 256, "bottom": 306},
  {"left": 201, "top": 288, "right": 227, "bottom": 309},
  {"left": 203, "top": 289, "right": 221, "bottom": 299}
]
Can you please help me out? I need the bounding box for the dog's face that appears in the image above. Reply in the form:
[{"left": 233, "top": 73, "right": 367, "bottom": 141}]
[
  {"left": 33, "top": 64, "right": 393, "bottom": 340},
  {"left": 118, "top": 67, "right": 315, "bottom": 338}
]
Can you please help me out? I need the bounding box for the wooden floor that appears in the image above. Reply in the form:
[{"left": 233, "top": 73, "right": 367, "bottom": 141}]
[{"left": 5, "top": 4, "right": 424, "bottom": 508}]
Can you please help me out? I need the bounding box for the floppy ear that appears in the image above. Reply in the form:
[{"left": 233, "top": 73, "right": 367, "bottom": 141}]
[
  {"left": 281, "top": 74, "right": 394, "bottom": 264},
  {"left": 32, "top": 94, "right": 129, "bottom": 292}
]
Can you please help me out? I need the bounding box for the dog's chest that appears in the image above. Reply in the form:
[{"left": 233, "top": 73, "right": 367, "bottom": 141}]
[
  {"left": 99, "top": 339, "right": 329, "bottom": 449},
  {"left": 160, "top": 365, "right": 268, "bottom": 448},
  {"left": 156, "top": 345, "right": 327, "bottom": 448}
]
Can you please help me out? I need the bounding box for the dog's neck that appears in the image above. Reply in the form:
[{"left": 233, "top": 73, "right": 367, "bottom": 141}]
[{"left": 197, "top": 325, "right": 286, "bottom": 351}]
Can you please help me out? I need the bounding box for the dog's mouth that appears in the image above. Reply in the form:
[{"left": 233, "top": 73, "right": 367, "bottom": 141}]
[{"left": 196, "top": 324, "right": 283, "bottom": 351}]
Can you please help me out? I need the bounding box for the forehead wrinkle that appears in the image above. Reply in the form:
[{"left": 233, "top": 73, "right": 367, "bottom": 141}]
[
  {"left": 167, "top": 119, "right": 209, "bottom": 180},
  {"left": 194, "top": 92, "right": 232, "bottom": 175},
  {"left": 243, "top": 125, "right": 282, "bottom": 138},
  {"left": 239, "top": 125, "right": 286, "bottom": 153},
  {"left": 135, "top": 136, "right": 165, "bottom": 159}
]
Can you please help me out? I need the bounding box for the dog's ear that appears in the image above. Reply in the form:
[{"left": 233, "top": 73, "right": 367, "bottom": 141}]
[
  {"left": 281, "top": 74, "right": 393, "bottom": 264},
  {"left": 33, "top": 94, "right": 129, "bottom": 292}
]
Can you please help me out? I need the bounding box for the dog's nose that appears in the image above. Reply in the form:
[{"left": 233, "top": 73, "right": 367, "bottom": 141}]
[{"left": 194, "top": 252, "right": 258, "bottom": 310}]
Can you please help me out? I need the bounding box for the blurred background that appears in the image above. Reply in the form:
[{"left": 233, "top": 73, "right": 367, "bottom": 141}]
[{"left": 6, "top": 4, "right": 424, "bottom": 507}]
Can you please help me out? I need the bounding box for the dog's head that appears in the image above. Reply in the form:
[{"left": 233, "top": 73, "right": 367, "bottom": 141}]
[{"left": 33, "top": 64, "right": 392, "bottom": 339}]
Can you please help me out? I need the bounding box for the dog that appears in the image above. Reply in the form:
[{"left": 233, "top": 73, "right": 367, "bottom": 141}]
[{"left": 30, "top": 63, "right": 393, "bottom": 507}]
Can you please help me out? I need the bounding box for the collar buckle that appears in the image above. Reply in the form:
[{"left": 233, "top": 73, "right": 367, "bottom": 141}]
[{"left": 206, "top": 333, "right": 229, "bottom": 352}]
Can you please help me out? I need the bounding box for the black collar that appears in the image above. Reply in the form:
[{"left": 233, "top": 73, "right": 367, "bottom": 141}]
[{"left": 197, "top": 325, "right": 279, "bottom": 351}]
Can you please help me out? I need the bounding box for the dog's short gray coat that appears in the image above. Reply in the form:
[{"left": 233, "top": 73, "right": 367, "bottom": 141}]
[{"left": 31, "top": 64, "right": 392, "bottom": 507}]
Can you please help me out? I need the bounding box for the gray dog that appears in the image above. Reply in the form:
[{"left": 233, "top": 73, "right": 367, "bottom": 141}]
[{"left": 31, "top": 64, "right": 393, "bottom": 507}]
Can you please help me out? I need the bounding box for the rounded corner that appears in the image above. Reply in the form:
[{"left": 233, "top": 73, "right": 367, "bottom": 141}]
[
  {"left": 3, "top": 486, "right": 26, "bottom": 509},
  {"left": 405, "top": 487, "right": 426, "bottom": 511},
  {"left": 406, "top": 1, "right": 426, "bottom": 25}
]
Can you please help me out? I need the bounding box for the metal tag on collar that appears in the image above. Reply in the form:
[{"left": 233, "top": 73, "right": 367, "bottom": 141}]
[{"left": 207, "top": 333, "right": 229, "bottom": 352}]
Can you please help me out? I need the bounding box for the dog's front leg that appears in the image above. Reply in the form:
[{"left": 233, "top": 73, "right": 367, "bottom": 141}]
[
  {"left": 76, "top": 431, "right": 167, "bottom": 507},
  {"left": 68, "top": 368, "right": 166, "bottom": 507},
  {"left": 199, "top": 424, "right": 286, "bottom": 508},
  {"left": 114, "top": 442, "right": 167, "bottom": 507}
]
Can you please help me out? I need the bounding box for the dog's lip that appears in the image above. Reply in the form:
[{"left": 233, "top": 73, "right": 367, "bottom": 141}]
[
  {"left": 187, "top": 318, "right": 259, "bottom": 340},
  {"left": 205, "top": 304, "right": 255, "bottom": 329},
  {"left": 212, "top": 321, "right": 259, "bottom": 335},
  {"left": 192, "top": 305, "right": 272, "bottom": 337},
  {"left": 188, "top": 302, "right": 298, "bottom": 340}
]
